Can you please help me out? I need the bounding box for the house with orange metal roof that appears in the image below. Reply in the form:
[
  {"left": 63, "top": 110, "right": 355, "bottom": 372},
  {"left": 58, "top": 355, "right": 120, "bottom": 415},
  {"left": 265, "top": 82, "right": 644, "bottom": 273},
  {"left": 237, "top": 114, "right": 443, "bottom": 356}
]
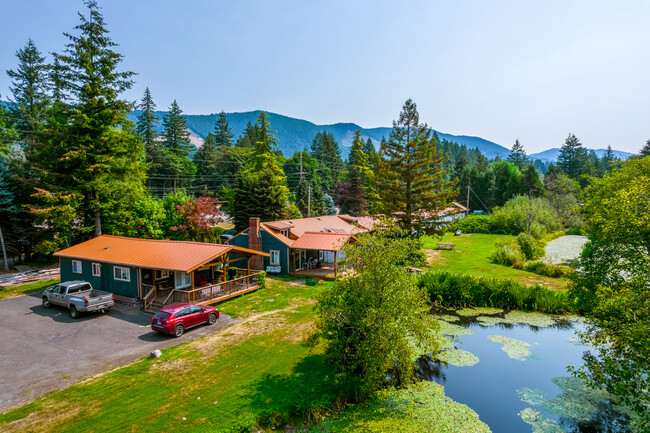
[
  {"left": 54, "top": 235, "right": 268, "bottom": 312},
  {"left": 228, "top": 215, "right": 375, "bottom": 278}
]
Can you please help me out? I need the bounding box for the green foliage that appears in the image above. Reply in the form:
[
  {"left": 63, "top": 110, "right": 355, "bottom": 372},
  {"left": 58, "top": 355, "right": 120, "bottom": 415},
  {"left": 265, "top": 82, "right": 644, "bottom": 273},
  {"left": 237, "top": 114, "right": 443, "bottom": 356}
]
[
  {"left": 310, "top": 130, "right": 343, "bottom": 192},
  {"left": 310, "top": 231, "right": 443, "bottom": 398},
  {"left": 0, "top": 278, "right": 60, "bottom": 301},
  {"left": 516, "top": 233, "right": 544, "bottom": 260},
  {"left": 523, "top": 261, "right": 572, "bottom": 278},
  {"left": 160, "top": 99, "right": 196, "bottom": 190},
  {"left": 336, "top": 131, "right": 367, "bottom": 216},
  {"left": 418, "top": 270, "right": 573, "bottom": 313},
  {"left": 557, "top": 134, "right": 592, "bottom": 186},
  {"left": 640, "top": 139, "right": 650, "bottom": 157},
  {"left": 491, "top": 195, "right": 561, "bottom": 238},
  {"left": 490, "top": 238, "right": 526, "bottom": 268},
  {"left": 543, "top": 165, "right": 584, "bottom": 231},
  {"left": 569, "top": 157, "right": 650, "bottom": 428},
  {"left": 310, "top": 381, "right": 489, "bottom": 433},
  {"left": 490, "top": 160, "right": 521, "bottom": 207},
  {"left": 135, "top": 87, "right": 158, "bottom": 149},
  {"left": 506, "top": 139, "right": 528, "bottom": 169},
  {"left": 377, "top": 99, "right": 456, "bottom": 236},
  {"left": 451, "top": 214, "right": 495, "bottom": 234},
  {"left": 284, "top": 151, "right": 326, "bottom": 217}
]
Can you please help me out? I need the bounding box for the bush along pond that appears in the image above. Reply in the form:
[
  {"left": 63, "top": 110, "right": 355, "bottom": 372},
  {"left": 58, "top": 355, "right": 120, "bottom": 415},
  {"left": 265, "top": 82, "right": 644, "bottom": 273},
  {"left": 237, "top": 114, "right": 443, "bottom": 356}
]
[{"left": 416, "top": 307, "right": 635, "bottom": 433}]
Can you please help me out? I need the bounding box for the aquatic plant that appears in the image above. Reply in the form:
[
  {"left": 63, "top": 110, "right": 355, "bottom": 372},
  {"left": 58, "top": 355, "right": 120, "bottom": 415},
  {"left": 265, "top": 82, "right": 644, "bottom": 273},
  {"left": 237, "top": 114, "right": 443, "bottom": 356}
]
[
  {"left": 518, "top": 407, "right": 564, "bottom": 433},
  {"left": 436, "top": 349, "right": 479, "bottom": 367},
  {"left": 437, "top": 319, "right": 473, "bottom": 336},
  {"left": 488, "top": 335, "right": 536, "bottom": 361},
  {"left": 456, "top": 307, "right": 504, "bottom": 316}
]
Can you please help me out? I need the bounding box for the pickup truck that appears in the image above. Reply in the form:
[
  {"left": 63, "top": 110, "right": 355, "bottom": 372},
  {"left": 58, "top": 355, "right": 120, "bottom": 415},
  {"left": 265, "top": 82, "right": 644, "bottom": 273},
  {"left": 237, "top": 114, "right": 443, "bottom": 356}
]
[{"left": 42, "top": 280, "right": 114, "bottom": 319}]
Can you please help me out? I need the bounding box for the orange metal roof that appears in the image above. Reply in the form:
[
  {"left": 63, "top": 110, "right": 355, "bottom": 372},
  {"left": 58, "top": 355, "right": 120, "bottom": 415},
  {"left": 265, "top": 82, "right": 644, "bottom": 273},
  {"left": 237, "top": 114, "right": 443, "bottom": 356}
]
[
  {"left": 54, "top": 235, "right": 267, "bottom": 273},
  {"left": 265, "top": 215, "right": 367, "bottom": 238},
  {"left": 289, "top": 232, "right": 356, "bottom": 251}
]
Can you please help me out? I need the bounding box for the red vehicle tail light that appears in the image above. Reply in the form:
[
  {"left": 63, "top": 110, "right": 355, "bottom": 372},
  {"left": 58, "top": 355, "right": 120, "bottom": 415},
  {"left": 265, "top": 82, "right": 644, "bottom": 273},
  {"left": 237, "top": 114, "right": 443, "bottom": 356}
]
[{"left": 85, "top": 299, "right": 89, "bottom": 307}]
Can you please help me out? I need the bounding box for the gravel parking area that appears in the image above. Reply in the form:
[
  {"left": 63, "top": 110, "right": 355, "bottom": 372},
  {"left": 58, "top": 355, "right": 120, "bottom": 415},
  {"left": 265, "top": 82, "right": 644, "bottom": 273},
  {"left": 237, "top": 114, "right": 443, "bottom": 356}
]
[
  {"left": 0, "top": 294, "right": 236, "bottom": 412},
  {"left": 544, "top": 235, "right": 589, "bottom": 264}
]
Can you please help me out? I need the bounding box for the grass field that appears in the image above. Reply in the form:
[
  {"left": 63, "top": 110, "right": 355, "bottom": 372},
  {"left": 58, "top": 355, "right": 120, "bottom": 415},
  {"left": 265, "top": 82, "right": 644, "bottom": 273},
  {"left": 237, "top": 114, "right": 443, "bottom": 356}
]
[
  {"left": 0, "top": 279, "right": 60, "bottom": 301},
  {"left": 0, "top": 277, "right": 488, "bottom": 433},
  {"left": 421, "top": 233, "right": 568, "bottom": 290}
]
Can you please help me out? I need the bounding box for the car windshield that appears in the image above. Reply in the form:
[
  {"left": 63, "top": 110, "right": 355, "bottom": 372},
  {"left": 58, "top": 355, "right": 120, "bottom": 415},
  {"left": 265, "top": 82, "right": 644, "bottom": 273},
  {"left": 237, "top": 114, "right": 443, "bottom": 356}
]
[{"left": 154, "top": 311, "right": 171, "bottom": 320}]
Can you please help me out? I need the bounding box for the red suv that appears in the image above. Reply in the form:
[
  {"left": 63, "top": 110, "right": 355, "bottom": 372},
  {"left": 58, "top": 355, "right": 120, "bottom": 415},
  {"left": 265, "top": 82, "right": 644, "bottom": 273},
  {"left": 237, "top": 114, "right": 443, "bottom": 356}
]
[{"left": 151, "top": 303, "right": 219, "bottom": 337}]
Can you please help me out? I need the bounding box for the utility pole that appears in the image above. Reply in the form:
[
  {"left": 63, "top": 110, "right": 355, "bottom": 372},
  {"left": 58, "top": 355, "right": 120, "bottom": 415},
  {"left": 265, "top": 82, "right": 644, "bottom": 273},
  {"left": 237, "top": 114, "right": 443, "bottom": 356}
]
[
  {"left": 467, "top": 185, "right": 471, "bottom": 215},
  {"left": 308, "top": 185, "right": 311, "bottom": 218},
  {"left": 299, "top": 152, "right": 304, "bottom": 181}
]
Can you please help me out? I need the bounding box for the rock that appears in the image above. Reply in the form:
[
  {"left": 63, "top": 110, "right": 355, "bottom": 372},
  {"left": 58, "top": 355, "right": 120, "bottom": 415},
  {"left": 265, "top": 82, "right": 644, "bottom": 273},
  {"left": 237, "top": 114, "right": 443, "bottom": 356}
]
[{"left": 150, "top": 349, "right": 162, "bottom": 358}]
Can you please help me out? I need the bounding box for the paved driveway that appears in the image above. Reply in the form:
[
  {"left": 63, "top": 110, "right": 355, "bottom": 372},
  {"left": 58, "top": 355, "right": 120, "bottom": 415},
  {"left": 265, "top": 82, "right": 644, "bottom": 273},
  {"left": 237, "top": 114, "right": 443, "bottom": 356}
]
[{"left": 0, "top": 294, "right": 236, "bottom": 412}]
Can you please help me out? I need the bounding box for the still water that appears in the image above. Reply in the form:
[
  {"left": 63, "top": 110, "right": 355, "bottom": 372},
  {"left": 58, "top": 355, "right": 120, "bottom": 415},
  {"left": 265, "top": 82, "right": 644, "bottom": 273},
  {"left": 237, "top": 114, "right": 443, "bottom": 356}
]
[{"left": 417, "top": 311, "right": 632, "bottom": 432}]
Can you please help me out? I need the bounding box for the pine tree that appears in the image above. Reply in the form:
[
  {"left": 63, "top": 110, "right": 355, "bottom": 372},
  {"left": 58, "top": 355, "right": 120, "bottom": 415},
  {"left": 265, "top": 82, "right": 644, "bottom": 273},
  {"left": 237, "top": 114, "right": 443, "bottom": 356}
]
[
  {"left": 310, "top": 130, "right": 343, "bottom": 192},
  {"left": 135, "top": 87, "right": 158, "bottom": 149},
  {"left": 0, "top": 96, "right": 17, "bottom": 155},
  {"left": 31, "top": 0, "right": 146, "bottom": 245},
  {"left": 161, "top": 99, "right": 195, "bottom": 191},
  {"left": 557, "top": 133, "right": 590, "bottom": 180},
  {"left": 6, "top": 39, "right": 50, "bottom": 143},
  {"left": 506, "top": 139, "right": 528, "bottom": 169},
  {"left": 235, "top": 120, "right": 260, "bottom": 148},
  {"left": 49, "top": 57, "right": 67, "bottom": 103},
  {"left": 601, "top": 145, "right": 616, "bottom": 172},
  {"left": 213, "top": 111, "right": 233, "bottom": 147},
  {"left": 336, "top": 131, "right": 368, "bottom": 216},
  {"left": 491, "top": 160, "right": 521, "bottom": 206},
  {"left": 640, "top": 140, "right": 650, "bottom": 157},
  {"left": 233, "top": 112, "right": 289, "bottom": 231},
  {"left": 377, "top": 99, "right": 455, "bottom": 235},
  {"left": 193, "top": 133, "right": 219, "bottom": 195},
  {"left": 518, "top": 163, "right": 544, "bottom": 197}
]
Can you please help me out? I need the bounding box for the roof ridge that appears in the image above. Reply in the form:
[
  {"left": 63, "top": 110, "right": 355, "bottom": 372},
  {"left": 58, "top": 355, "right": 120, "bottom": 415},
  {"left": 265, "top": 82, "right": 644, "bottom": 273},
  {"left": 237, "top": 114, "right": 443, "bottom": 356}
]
[{"left": 100, "top": 234, "right": 228, "bottom": 248}]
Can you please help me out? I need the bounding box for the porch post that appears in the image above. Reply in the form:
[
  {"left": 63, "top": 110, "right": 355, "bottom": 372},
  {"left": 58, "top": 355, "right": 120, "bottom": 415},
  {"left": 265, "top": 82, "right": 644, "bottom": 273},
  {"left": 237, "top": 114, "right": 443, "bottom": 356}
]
[
  {"left": 334, "top": 251, "right": 338, "bottom": 277},
  {"left": 222, "top": 255, "right": 227, "bottom": 283}
]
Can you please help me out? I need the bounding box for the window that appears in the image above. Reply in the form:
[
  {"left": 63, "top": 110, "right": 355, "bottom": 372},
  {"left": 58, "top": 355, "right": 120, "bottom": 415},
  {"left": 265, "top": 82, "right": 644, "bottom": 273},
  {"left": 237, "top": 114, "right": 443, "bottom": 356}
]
[
  {"left": 92, "top": 262, "right": 101, "bottom": 277},
  {"left": 280, "top": 229, "right": 289, "bottom": 237},
  {"left": 72, "top": 260, "right": 82, "bottom": 274},
  {"left": 155, "top": 270, "right": 169, "bottom": 279},
  {"left": 190, "top": 306, "right": 203, "bottom": 314},
  {"left": 174, "top": 272, "right": 192, "bottom": 289},
  {"left": 114, "top": 266, "right": 130, "bottom": 282},
  {"left": 270, "top": 250, "right": 280, "bottom": 266}
]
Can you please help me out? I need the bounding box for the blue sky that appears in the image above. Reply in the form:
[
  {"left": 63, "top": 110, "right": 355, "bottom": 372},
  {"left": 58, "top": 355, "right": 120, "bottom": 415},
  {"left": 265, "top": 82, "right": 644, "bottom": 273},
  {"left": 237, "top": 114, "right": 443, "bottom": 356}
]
[{"left": 1, "top": 0, "right": 648, "bottom": 153}]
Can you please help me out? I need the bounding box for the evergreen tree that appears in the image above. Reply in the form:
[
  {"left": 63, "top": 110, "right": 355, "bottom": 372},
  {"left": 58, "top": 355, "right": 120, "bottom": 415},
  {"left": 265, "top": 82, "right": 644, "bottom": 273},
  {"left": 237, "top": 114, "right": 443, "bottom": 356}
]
[
  {"left": 6, "top": 39, "right": 50, "bottom": 143},
  {"left": 557, "top": 133, "right": 590, "bottom": 180},
  {"left": 193, "top": 133, "right": 220, "bottom": 195},
  {"left": 235, "top": 120, "right": 260, "bottom": 148},
  {"left": 336, "top": 131, "right": 367, "bottom": 216},
  {"left": 310, "top": 130, "right": 343, "bottom": 192},
  {"left": 213, "top": 111, "right": 233, "bottom": 147},
  {"left": 506, "top": 139, "right": 528, "bottom": 169},
  {"left": 377, "top": 99, "right": 455, "bottom": 235},
  {"left": 49, "top": 57, "right": 67, "bottom": 103},
  {"left": 161, "top": 99, "right": 195, "bottom": 191},
  {"left": 135, "top": 87, "right": 158, "bottom": 150},
  {"left": 0, "top": 96, "right": 17, "bottom": 155},
  {"left": 31, "top": 0, "right": 146, "bottom": 246},
  {"left": 233, "top": 112, "right": 289, "bottom": 231},
  {"left": 600, "top": 145, "right": 616, "bottom": 172},
  {"left": 490, "top": 160, "right": 521, "bottom": 206},
  {"left": 640, "top": 139, "right": 650, "bottom": 157},
  {"left": 518, "top": 163, "right": 544, "bottom": 197}
]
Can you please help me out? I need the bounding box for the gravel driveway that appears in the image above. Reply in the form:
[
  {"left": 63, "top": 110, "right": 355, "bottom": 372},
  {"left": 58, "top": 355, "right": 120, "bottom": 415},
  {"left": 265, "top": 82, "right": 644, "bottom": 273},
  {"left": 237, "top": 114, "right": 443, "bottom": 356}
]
[
  {"left": 0, "top": 294, "right": 236, "bottom": 412},
  {"left": 544, "top": 235, "right": 589, "bottom": 264}
]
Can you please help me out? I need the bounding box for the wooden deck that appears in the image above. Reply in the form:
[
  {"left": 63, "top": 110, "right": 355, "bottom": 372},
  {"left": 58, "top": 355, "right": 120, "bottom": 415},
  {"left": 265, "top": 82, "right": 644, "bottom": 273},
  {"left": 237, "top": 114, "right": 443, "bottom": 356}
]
[
  {"left": 289, "top": 264, "right": 337, "bottom": 279},
  {"left": 143, "top": 270, "right": 264, "bottom": 313}
]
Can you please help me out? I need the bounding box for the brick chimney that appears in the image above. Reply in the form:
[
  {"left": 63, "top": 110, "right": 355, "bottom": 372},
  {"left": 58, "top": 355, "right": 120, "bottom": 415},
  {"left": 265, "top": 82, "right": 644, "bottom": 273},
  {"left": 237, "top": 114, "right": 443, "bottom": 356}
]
[{"left": 248, "top": 217, "right": 263, "bottom": 270}]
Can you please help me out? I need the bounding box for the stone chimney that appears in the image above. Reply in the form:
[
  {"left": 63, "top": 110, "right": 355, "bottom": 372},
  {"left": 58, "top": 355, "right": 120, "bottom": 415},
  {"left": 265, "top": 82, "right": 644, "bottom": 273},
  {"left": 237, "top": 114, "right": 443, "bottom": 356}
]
[{"left": 248, "top": 217, "right": 263, "bottom": 270}]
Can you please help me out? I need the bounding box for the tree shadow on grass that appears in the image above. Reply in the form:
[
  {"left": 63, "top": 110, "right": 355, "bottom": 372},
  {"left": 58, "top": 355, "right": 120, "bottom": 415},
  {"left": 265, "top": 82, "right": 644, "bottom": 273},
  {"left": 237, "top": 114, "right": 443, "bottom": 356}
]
[{"left": 246, "top": 354, "right": 412, "bottom": 430}]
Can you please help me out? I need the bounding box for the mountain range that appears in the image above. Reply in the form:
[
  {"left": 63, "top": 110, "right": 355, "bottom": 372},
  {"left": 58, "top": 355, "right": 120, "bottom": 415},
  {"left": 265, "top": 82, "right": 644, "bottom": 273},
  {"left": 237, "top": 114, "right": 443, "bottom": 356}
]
[{"left": 528, "top": 148, "right": 633, "bottom": 162}]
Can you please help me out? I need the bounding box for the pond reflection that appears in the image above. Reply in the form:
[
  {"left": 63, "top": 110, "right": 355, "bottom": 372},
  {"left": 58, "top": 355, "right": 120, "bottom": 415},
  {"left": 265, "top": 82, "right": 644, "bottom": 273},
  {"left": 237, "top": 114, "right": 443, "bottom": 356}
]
[{"left": 419, "top": 308, "right": 632, "bottom": 433}]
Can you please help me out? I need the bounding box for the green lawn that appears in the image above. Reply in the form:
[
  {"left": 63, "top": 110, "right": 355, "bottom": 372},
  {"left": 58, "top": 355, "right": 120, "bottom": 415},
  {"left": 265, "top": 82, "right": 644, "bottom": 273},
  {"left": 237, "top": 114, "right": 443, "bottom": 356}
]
[
  {"left": 0, "top": 279, "right": 59, "bottom": 301},
  {"left": 421, "top": 233, "right": 567, "bottom": 290},
  {"left": 0, "top": 277, "right": 487, "bottom": 433}
]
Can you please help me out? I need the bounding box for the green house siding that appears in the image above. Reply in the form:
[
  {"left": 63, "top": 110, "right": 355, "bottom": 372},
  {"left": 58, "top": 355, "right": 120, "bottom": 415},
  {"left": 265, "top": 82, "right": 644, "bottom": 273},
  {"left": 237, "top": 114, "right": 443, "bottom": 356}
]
[
  {"left": 228, "top": 229, "right": 291, "bottom": 274},
  {"left": 60, "top": 257, "right": 139, "bottom": 298}
]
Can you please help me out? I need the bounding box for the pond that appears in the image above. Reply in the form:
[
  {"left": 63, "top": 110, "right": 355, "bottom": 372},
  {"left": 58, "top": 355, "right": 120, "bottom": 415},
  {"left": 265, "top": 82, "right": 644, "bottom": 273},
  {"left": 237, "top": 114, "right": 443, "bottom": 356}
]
[{"left": 416, "top": 308, "right": 633, "bottom": 433}]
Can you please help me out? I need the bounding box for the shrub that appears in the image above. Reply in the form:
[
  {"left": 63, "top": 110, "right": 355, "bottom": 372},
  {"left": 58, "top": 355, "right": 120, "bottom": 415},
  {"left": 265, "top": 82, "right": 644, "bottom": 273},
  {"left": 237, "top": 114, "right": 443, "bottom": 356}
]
[
  {"left": 450, "top": 214, "right": 493, "bottom": 234},
  {"left": 305, "top": 277, "right": 318, "bottom": 286},
  {"left": 490, "top": 239, "right": 526, "bottom": 268},
  {"left": 516, "top": 233, "right": 544, "bottom": 260},
  {"left": 257, "top": 271, "right": 267, "bottom": 289},
  {"left": 417, "top": 270, "right": 573, "bottom": 314},
  {"left": 523, "top": 261, "right": 572, "bottom": 278},
  {"left": 491, "top": 195, "right": 561, "bottom": 239}
]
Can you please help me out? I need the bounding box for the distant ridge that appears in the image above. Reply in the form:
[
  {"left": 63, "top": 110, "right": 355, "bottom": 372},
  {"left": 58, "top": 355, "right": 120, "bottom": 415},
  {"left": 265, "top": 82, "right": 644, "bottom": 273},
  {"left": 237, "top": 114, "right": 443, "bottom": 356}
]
[
  {"left": 128, "top": 109, "right": 513, "bottom": 159},
  {"left": 529, "top": 147, "right": 633, "bottom": 162}
]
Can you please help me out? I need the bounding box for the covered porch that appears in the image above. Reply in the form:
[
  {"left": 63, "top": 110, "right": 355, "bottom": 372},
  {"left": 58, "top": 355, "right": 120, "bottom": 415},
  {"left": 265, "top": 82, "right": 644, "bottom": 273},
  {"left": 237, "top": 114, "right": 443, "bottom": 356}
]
[
  {"left": 288, "top": 232, "right": 356, "bottom": 279},
  {"left": 141, "top": 246, "right": 268, "bottom": 313}
]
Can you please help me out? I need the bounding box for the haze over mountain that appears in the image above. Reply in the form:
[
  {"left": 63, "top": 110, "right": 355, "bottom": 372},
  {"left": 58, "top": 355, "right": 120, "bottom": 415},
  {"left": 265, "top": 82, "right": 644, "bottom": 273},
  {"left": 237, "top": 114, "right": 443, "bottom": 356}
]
[{"left": 529, "top": 148, "right": 633, "bottom": 162}]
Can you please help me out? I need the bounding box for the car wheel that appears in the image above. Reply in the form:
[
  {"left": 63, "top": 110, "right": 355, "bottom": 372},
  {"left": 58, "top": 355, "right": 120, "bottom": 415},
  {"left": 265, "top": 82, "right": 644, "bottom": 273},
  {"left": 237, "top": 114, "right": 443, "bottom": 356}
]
[
  {"left": 42, "top": 297, "right": 51, "bottom": 308},
  {"left": 70, "top": 306, "right": 81, "bottom": 319},
  {"left": 173, "top": 324, "right": 185, "bottom": 338},
  {"left": 207, "top": 312, "right": 217, "bottom": 325}
]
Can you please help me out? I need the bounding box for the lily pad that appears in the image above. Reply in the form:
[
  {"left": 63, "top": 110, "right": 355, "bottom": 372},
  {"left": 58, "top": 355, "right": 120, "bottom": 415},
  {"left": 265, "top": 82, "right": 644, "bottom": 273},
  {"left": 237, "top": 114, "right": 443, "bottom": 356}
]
[
  {"left": 436, "top": 349, "right": 479, "bottom": 367},
  {"left": 437, "top": 319, "right": 473, "bottom": 336},
  {"left": 519, "top": 407, "right": 564, "bottom": 433},
  {"left": 456, "top": 307, "right": 503, "bottom": 316},
  {"left": 488, "top": 335, "right": 536, "bottom": 361},
  {"left": 504, "top": 311, "right": 556, "bottom": 327},
  {"left": 437, "top": 314, "right": 460, "bottom": 322}
]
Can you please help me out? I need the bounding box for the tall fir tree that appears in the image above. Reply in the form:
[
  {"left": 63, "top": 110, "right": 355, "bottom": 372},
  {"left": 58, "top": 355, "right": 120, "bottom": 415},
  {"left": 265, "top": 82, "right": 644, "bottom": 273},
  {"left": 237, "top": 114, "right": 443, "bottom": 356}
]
[
  {"left": 30, "top": 0, "right": 146, "bottom": 246},
  {"left": 233, "top": 112, "right": 289, "bottom": 231},
  {"left": 506, "top": 139, "right": 528, "bottom": 170},
  {"left": 310, "top": 130, "right": 344, "bottom": 192},
  {"left": 377, "top": 99, "right": 455, "bottom": 235},
  {"left": 518, "top": 163, "right": 544, "bottom": 197},
  {"left": 213, "top": 111, "right": 233, "bottom": 147},
  {"left": 135, "top": 87, "right": 158, "bottom": 150},
  {"left": 49, "top": 57, "right": 67, "bottom": 103},
  {"left": 161, "top": 99, "right": 196, "bottom": 191},
  {"left": 601, "top": 145, "right": 617, "bottom": 172},
  {"left": 490, "top": 160, "right": 521, "bottom": 206},
  {"left": 337, "top": 131, "right": 367, "bottom": 216},
  {"left": 557, "top": 133, "right": 590, "bottom": 180},
  {"left": 235, "top": 120, "right": 260, "bottom": 148},
  {"left": 6, "top": 39, "right": 50, "bottom": 144}
]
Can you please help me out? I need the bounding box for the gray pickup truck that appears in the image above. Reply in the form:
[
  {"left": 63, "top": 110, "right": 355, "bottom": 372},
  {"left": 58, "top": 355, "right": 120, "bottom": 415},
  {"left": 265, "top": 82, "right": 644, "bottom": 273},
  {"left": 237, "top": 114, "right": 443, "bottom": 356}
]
[{"left": 42, "top": 281, "right": 114, "bottom": 319}]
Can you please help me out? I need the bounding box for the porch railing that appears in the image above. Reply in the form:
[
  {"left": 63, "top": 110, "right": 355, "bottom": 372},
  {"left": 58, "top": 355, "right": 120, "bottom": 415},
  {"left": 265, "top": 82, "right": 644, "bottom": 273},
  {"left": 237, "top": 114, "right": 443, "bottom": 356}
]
[
  {"left": 162, "top": 270, "right": 264, "bottom": 306},
  {"left": 142, "top": 284, "right": 156, "bottom": 311}
]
